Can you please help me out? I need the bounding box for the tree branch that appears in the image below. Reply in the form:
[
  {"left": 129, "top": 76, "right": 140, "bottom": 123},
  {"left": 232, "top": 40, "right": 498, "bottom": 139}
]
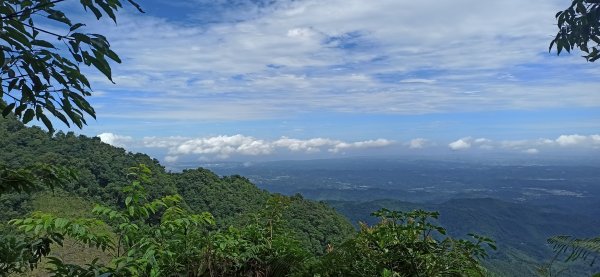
[
  {"left": 0, "top": 0, "right": 68, "bottom": 20},
  {"left": 20, "top": 21, "right": 73, "bottom": 41}
]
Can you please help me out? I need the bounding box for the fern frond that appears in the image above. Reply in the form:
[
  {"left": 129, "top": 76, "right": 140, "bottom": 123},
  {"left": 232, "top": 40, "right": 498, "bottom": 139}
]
[{"left": 548, "top": 235, "right": 600, "bottom": 264}]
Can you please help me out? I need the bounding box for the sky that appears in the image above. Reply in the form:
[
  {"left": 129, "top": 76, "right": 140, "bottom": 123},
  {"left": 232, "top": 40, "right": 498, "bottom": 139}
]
[{"left": 52, "top": 0, "right": 600, "bottom": 163}]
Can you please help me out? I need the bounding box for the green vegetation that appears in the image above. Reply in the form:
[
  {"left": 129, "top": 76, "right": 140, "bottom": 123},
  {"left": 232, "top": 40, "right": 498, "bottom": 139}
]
[
  {"left": 544, "top": 236, "right": 600, "bottom": 276},
  {"left": 0, "top": 115, "right": 494, "bottom": 276},
  {"left": 327, "top": 198, "right": 600, "bottom": 276},
  {"left": 0, "top": 0, "right": 142, "bottom": 132},
  {"left": 307, "top": 209, "right": 494, "bottom": 277},
  {"left": 552, "top": 0, "right": 600, "bottom": 62},
  {"left": 2, "top": 1, "right": 584, "bottom": 275}
]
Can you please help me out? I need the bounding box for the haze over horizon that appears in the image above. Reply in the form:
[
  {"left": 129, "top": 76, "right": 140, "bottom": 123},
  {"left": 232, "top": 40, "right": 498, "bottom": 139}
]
[{"left": 46, "top": 0, "right": 599, "bottom": 162}]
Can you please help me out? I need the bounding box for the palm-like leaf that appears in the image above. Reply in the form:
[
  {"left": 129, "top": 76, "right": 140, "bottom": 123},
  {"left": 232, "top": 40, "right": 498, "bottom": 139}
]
[{"left": 548, "top": 235, "right": 600, "bottom": 264}]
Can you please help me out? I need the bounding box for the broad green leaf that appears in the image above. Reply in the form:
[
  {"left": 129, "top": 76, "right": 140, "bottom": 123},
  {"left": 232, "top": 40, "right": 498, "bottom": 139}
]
[
  {"left": 22, "top": 108, "right": 34, "bottom": 123},
  {"left": 32, "top": 39, "right": 55, "bottom": 48}
]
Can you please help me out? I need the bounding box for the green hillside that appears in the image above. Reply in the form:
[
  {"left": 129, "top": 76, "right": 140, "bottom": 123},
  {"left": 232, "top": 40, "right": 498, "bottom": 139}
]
[
  {"left": 0, "top": 115, "right": 355, "bottom": 257},
  {"left": 2, "top": 114, "right": 595, "bottom": 276},
  {"left": 328, "top": 198, "right": 600, "bottom": 276}
]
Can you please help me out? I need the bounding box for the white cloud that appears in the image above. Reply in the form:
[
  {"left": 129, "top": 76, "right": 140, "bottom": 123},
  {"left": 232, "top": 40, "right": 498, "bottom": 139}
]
[
  {"left": 486, "top": 134, "right": 600, "bottom": 151},
  {"left": 164, "top": 155, "right": 179, "bottom": 163},
  {"left": 135, "top": 135, "right": 394, "bottom": 159},
  {"left": 408, "top": 138, "right": 428, "bottom": 149},
  {"left": 96, "top": 131, "right": 600, "bottom": 159},
  {"left": 273, "top": 137, "right": 338, "bottom": 152},
  {"left": 449, "top": 138, "right": 471, "bottom": 150},
  {"left": 171, "top": 135, "right": 273, "bottom": 159},
  {"left": 523, "top": 148, "right": 539, "bottom": 154},
  {"left": 329, "top": 139, "right": 394, "bottom": 153},
  {"left": 555, "top": 134, "right": 588, "bottom": 146},
  {"left": 143, "top": 136, "right": 190, "bottom": 148},
  {"left": 474, "top": 138, "right": 491, "bottom": 144},
  {"left": 399, "top": 79, "right": 436, "bottom": 84},
  {"left": 97, "top": 133, "right": 133, "bottom": 148},
  {"left": 78, "top": 0, "right": 600, "bottom": 122}
]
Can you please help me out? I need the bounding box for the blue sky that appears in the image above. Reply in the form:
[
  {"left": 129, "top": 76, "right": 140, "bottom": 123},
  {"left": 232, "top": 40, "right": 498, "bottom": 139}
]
[{"left": 52, "top": 0, "right": 600, "bottom": 162}]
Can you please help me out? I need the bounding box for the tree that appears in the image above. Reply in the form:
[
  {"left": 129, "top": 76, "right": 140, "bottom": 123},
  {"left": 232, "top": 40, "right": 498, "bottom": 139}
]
[
  {"left": 310, "top": 209, "right": 495, "bottom": 277},
  {"left": 0, "top": 0, "right": 143, "bottom": 201},
  {"left": 551, "top": 0, "right": 600, "bottom": 61},
  {"left": 0, "top": 0, "right": 142, "bottom": 132},
  {"left": 8, "top": 165, "right": 215, "bottom": 276}
]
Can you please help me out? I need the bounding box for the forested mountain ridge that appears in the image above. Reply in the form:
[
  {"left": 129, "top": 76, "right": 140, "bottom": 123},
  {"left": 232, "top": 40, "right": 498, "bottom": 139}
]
[
  {"left": 0, "top": 116, "right": 497, "bottom": 276},
  {"left": 3, "top": 114, "right": 597, "bottom": 276},
  {"left": 0, "top": 115, "right": 354, "bottom": 255}
]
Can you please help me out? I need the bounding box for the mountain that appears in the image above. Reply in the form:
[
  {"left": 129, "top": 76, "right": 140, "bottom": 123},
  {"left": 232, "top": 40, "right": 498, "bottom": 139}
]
[
  {"left": 2, "top": 115, "right": 599, "bottom": 276},
  {"left": 0, "top": 116, "right": 354, "bottom": 255},
  {"left": 203, "top": 158, "right": 600, "bottom": 276},
  {"left": 328, "top": 198, "right": 600, "bottom": 276}
]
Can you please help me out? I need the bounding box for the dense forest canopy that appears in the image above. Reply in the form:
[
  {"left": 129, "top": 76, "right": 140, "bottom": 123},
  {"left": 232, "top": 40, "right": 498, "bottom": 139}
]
[
  {"left": 0, "top": 115, "right": 495, "bottom": 276},
  {"left": 1, "top": 0, "right": 599, "bottom": 276}
]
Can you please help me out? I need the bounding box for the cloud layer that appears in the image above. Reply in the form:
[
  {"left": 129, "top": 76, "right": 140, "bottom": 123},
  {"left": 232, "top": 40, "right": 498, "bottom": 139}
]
[
  {"left": 97, "top": 133, "right": 133, "bottom": 148},
  {"left": 99, "top": 133, "right": 394, "bottom": 160},
  {"left": 81, "top": 0, "right": 600, "bottom": 123},
  {"left": 448, "top": 134, "right": 600, "bottom": 152},
  {"left": 97, "top": 132, "right": 600, "bottom": 161}
]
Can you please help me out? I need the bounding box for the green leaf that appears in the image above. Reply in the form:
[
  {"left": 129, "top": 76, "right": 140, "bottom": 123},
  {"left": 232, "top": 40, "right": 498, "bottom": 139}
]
[
  {"left": 39, "top": 112, "right": 54, "bottom": 132},
  {"left": 70, "top": 23, "right": 86, "bottom": 32},
  {"left": 32, "top": 39, "right": 55, "bottom": 48},
  {"left": 89, "top": 53, "right": 112, "bottom": 81},
  {"left": 127, "top": 0, "right": 145, "bottom": 13},
  {"left": 2, "top": 102, "right": 16, "bottom": 116},
  {"left": 5, "top": 26, "right": 31, "bottom": 48},
  {"left": 71, "top": 33, "right": 91, "bottom": 44},
  {"left": 97, "top": 2, "right": 117, "bottom": 23},
  {"left": 87, "top": 4, "right": 103, "bottom": 19},
  {"left": 22, "top": 108, "right": 34, "bottom": 123},
  {"left": 47, "top": 9, "right": 72, "bottom": 26},
  {"left": 106, "top": 49, "right": 121, "bottom": 63},
  {"left": 7, "top": 79, "right": 18, "bottom": 93}
]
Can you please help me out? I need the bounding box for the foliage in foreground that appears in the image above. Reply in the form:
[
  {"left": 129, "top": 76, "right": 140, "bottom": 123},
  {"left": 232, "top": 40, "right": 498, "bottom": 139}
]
[
  {"left": 2, "top": 165, "right": 311, "bottom": 276},
  {"left": 7, "top": 165, "right": 216, "bottom": 276},
  {"left": 552, "top": 0, "right": 600, "bottom": 62},
  {"left": 540, "top": 235, "right": 600, "bottom": 277},
  {"left": 309, "top": 209, "right": 495, "bottom": 277},
  {"left": 2, "top": 165, "right": 494, "bottom": 276},
  {"left": 0, "top": 0, "right": 142, "bottom": 132}
]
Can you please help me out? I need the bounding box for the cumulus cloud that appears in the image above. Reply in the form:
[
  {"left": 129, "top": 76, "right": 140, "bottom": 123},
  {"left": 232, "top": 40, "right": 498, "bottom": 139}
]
[
  {"left": 135, "top": 135, "right": 394, "bottom": 160},
  {"left": 273, "top": 137, "right": 338, "bottom": 153},
  {"left": 329, "top": 139, "right": 394, "bottom": 153},
  {"left": 97, "top": 133, "right": 133, "bottom": 148},
  {"left": 171, "top": 135, "right": 273, "bottom": 159},
  {"left": 474, "top": 138, "right": 491, "bottom": 144},
  {"left": 78, "top": 0, "right": 600, "bottom": 123},
  {"left": 455, "top": 134, "right": 600, "bottom": 153},
  {"left": 555, "top": 134, "right": 588, "bottom": 146},
  {"left": 142, "top": 136, "right": 190, "bottom": 148},
  {"left": 408, "top": 138, "right": 428, "bottom": 149},
  {"left": 449, "top": 138, "right": 471, "bottom": 150}
]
